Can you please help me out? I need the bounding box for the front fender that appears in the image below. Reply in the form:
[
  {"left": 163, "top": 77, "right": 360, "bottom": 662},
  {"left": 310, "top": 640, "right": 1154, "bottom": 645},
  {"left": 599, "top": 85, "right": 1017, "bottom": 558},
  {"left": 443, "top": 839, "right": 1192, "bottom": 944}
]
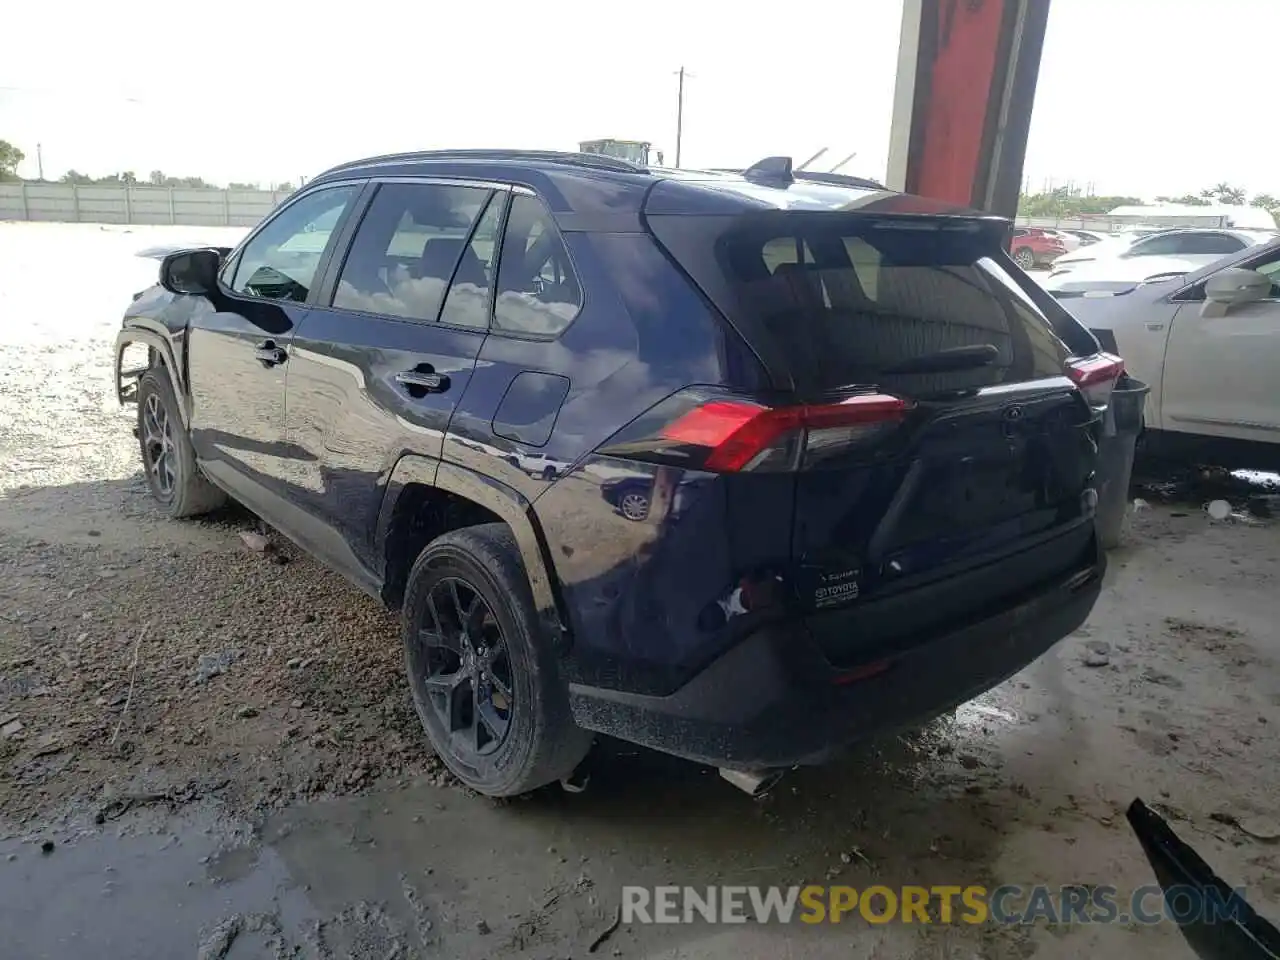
[
  {"left": 114, "top": 324, "right": 189, "bottom": 427},
  {"left": 374, "top": 456, "right": 570, "bottom": 652}
]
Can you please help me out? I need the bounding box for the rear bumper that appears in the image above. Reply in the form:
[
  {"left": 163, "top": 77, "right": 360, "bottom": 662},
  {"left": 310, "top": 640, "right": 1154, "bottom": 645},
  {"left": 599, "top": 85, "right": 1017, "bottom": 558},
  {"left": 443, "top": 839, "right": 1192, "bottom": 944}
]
[{"left": 567, "top": 541, "right": 1104, "bottom": 770}]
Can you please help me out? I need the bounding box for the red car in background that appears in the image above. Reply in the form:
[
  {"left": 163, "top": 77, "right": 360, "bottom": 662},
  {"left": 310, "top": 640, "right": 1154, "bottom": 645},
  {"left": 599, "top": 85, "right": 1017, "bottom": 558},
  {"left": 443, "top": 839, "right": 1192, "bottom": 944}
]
[{"left": 1009, "top": 227, "right": 1067, "bottom": 270}]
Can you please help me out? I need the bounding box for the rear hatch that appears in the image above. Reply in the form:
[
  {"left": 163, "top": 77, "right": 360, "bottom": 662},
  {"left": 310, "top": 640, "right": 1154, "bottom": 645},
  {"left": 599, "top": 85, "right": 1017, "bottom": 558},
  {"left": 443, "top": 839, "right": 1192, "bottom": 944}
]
[{"left": 646, "top": 207, "right": 1114, "bottom": 663}]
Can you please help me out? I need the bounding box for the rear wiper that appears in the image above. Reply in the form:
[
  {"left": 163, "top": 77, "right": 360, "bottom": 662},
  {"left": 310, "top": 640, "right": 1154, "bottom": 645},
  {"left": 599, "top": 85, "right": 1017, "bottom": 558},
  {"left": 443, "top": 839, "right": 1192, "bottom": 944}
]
[{"left": 882, "top": 344, "right": 999, "bottom": 375}]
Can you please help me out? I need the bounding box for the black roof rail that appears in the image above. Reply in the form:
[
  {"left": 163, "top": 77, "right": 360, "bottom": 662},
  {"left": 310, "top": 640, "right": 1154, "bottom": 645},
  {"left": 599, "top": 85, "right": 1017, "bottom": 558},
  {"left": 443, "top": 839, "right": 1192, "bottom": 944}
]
[{"left": 317, "top": 149, "right": 647, "bottom": 178}]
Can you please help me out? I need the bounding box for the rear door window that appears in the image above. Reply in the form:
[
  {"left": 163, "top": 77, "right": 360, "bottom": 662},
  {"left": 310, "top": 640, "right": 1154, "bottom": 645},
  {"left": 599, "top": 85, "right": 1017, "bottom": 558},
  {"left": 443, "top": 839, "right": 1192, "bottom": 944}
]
[
  {"left": 707, "top": 217, "right": 1073, "bottom": 395},
  {"left": 331, "top": 182, "right": 493, "bottom": 323}
]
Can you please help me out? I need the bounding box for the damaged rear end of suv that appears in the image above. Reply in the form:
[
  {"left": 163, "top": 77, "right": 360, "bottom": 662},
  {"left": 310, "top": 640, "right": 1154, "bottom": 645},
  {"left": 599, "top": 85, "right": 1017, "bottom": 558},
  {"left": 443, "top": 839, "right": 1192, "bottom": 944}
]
[
  {"left": 113, "top": 151, "right": 1116, "bottom": 798},
  {"left": 562, "top": 164, "right": 1115, "bottom": 789}
]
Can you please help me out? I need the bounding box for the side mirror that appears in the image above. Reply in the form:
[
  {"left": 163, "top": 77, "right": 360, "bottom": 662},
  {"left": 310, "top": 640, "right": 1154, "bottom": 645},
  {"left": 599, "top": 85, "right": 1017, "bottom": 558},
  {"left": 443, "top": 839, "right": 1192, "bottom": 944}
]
[
  {"left": 160, "top": 248, "right": 220, "bottom": 296},
  {"left": 1204, "top": 268, "right": 1270, "bottom": 306}
]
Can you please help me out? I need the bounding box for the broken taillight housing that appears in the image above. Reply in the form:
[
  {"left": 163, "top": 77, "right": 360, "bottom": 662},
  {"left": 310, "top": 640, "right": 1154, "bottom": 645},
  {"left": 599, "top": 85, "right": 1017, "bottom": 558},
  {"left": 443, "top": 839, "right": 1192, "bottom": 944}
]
[
  {"left": 1066, "top": 352, "right": 1125, "bottom": 408},
  {"left": 601, "top": 390, "right": 913, "bottom": 473}
]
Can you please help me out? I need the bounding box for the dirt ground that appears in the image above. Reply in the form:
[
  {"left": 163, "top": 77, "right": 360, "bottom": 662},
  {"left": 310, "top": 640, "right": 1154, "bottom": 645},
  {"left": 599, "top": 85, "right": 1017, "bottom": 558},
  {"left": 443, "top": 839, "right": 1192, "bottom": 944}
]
[{"left": 2, "top": 222, "right": 1279, "bottom": 959}]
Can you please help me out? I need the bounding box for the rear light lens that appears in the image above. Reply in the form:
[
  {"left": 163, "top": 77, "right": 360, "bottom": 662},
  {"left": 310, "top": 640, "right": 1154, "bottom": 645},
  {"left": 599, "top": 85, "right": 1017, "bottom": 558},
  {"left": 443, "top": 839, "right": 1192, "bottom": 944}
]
[
  {"left": 661, "top": 394, "right": 910, "bottom": 472},
  {"left": 1066, "top": 352, "right": 1125, "bottom": 407},
  {"left": 605, "top": 391, "right": 912, "bottom": 473}
]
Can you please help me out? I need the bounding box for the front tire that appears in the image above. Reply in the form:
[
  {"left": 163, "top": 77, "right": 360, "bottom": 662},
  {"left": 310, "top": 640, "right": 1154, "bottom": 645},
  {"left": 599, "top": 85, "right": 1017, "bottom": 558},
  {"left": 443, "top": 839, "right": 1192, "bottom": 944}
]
[
  {"left": 402, "top": 523, "right": 590, "bottom": 796},
  {"left": 136, "top": 370, "right": 225, "bottom": 518},
  {"left": 1014, "top": 246, "right": 1036, "bottom": 270}
]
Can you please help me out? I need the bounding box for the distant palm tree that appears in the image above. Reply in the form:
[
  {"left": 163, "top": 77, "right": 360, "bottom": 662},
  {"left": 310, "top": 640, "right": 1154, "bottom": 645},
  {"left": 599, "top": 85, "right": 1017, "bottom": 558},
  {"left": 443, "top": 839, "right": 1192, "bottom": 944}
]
[{"left": 1205, "top": 182, "right": 1246, "bottom": 205}]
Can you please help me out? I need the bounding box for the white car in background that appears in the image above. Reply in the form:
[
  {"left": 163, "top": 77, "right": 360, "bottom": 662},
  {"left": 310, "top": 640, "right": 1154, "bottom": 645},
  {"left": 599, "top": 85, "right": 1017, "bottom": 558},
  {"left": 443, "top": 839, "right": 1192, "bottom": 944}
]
[
  {"left": 1052, "top": 237, "right": 1280, "bottom": 470},
  {"left": 1047, "top": 228, "right": 1273, "bottom": 285}
]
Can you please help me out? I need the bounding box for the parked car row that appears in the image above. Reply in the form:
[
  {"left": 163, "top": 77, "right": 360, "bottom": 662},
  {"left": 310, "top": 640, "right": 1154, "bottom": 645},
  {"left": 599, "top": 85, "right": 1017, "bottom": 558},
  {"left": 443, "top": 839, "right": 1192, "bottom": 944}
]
[
  {"left": 1049, "top": 233, "right": 1280, "bottom": 471},
  {"left": 1046, "top": 228, "right": 1275, "bottom": 290}
]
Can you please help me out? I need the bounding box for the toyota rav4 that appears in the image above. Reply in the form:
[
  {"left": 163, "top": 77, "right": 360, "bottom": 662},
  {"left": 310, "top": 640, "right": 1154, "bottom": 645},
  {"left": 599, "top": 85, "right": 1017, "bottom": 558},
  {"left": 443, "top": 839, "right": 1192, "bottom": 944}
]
[{"left": 115, "top": 150, "right": 1115, "bottom": 797}]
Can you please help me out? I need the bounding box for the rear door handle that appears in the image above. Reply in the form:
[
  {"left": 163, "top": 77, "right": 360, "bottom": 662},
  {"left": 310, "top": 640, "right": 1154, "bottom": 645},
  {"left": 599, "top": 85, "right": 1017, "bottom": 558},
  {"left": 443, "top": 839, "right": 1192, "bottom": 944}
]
[
  {"left": 254, "top": 341, "right": 288, "bottom": 366},
  {"left": 395, "top": 370, "right": 450, "bottom": 394}
]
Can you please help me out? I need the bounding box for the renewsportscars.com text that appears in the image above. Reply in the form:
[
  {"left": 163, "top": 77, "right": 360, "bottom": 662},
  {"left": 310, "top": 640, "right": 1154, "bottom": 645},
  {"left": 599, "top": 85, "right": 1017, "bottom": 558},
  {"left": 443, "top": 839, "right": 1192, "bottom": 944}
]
[{"left": 622, "top": 884, "right": 1251, "bottom": 926}]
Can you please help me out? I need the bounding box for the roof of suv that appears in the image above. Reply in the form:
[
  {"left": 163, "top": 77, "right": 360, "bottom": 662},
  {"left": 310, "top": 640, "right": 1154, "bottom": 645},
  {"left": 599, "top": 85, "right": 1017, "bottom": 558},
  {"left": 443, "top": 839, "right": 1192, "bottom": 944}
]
[{"left": 307, "top": 149, "right": 1001, "bottom": 222}]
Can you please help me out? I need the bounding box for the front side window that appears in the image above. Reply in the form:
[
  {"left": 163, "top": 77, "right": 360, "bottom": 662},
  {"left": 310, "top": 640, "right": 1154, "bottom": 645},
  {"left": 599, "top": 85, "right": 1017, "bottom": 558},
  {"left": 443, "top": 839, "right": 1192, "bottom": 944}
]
[
  {"left": 1126, "top": 234, "right": 1185, "bottom": 257},
  {"left": 332, "top": 182, "right": 493, "bottom": 323},
  {"left": 492, "top": 195, "right": 582, "bottom": 337},
  {"left": 230, "top": 185, "right": 358, "bottom": 301},
  {"left": 1178, "top": 233, "right": 1247, "bottom": 255}
]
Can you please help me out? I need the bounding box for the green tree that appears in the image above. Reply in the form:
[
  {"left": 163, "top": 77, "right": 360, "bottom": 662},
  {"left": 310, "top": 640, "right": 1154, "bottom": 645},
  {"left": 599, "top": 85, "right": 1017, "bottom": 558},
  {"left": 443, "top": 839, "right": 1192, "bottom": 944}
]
[
  {"left": 0, "top": 139, "right": 25, "bottom": 180},
  {"left": 1017, "top": 189, "right": 1140, "bottom": 219},
  {"left": 1203, "top": 183, "right": 1246, "bottom": 205},
  {"left": 1155, "top": 194, "right": 1210, "bottom": 206},
  {"left": 60, "top": 170, "right": 94, "bottom": 184},
  {"left": 228, "top": 181, "right": 260, "bottom": 190},
  {"left": 1251, "top": 193, "right": 1278, "bottom": 210}
]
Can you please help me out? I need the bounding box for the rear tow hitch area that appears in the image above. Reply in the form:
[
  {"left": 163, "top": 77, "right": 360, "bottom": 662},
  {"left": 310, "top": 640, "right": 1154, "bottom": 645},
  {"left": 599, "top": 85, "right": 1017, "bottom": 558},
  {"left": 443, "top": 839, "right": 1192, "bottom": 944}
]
[{"left": 719, "top": 768, "right": 787, "bottom": 798}]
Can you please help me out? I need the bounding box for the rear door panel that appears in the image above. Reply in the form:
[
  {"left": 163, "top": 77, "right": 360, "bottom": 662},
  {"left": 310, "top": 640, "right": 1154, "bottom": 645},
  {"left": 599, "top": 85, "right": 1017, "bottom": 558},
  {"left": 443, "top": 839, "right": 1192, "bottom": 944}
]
[{"left": 281, "top": 181, "right": 501, "bottom": 573}]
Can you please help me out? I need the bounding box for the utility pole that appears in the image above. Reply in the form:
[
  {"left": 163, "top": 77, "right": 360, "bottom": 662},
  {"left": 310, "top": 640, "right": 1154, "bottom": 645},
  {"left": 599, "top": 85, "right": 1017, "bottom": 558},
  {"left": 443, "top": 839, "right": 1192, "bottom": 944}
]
[
  {"left": 36, "top": 143, "right": 44, "bottom": 181},
  {"left": 674, "top": 66, "right": 692, "bottom": 168}
]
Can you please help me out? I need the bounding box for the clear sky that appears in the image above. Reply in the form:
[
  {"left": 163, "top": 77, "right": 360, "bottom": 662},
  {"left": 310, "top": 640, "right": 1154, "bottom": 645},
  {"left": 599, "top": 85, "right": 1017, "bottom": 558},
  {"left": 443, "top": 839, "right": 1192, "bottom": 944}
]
[{"left": 0, "top": 0, "right": 1271, "bottom": 199}]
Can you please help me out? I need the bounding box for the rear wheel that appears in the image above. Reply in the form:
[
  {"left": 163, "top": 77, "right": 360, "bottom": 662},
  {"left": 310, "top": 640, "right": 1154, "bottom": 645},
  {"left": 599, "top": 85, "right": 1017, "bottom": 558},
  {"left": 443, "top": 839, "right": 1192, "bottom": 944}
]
[
  {"left": 136, "top": 370, "right": 225, "bottom": 518},
  {"left": 402, "top": 523, "right": 590, "bottom": 796},
  {"left": 1014, "top": 246, "right": 1036, "bottom": 270}
]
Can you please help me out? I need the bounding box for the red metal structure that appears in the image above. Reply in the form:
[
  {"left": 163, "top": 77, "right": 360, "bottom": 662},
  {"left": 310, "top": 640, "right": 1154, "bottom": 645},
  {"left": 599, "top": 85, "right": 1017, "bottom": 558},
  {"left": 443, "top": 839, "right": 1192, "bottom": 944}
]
[{"left": 888, "top": 0, "right": 1051, "bottom": 218}]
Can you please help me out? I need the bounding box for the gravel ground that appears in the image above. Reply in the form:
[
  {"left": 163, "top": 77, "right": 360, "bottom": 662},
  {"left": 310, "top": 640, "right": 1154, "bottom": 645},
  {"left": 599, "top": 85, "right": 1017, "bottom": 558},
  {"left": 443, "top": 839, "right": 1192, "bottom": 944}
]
[
  {"left": 0, "top": 223, "right": 450, "bottom": 825},
  {"left": 2, "top": 222, "right": 1280, "bottom": 959}
]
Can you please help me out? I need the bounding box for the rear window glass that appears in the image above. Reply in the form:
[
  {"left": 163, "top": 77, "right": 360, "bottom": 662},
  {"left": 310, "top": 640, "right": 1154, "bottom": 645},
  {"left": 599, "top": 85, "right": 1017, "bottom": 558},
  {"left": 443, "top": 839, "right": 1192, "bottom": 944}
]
[{"left": 660, "top": 215, "right": 1077, "bottom": 396}]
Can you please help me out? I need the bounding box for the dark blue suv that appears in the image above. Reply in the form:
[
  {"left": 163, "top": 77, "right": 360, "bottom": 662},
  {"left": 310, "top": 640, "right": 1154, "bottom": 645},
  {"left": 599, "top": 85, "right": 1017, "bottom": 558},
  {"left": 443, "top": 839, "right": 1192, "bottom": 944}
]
[{"left": 115, "top": 150, "right": 1114, "bottom": 797}]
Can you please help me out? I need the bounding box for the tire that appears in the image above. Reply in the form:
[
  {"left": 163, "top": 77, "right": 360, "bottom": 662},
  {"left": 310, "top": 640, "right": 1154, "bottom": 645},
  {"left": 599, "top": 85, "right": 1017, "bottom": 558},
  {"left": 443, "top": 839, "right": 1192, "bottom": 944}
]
[
  {"left": 618, "top": 490, "right": 650, "bottom": 522},
  {"left": 1013, "top": 246, "right": 1036, "bottom": 270},
  {"left": 136, "top": 370, "right": 226, "bottom": 518},
  {"left": 402, "top": 522, "right": 591, "bottom": 796}
]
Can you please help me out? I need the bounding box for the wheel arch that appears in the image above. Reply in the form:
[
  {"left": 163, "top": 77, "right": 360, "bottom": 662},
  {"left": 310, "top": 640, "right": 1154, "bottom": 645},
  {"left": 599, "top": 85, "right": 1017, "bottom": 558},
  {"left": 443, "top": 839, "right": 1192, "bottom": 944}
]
[
  {"left": 115, "top": 325, "right": 189, "bottom": 427},
  {"left": 375, "top": 456, "right": 571, "bottom": 653}
]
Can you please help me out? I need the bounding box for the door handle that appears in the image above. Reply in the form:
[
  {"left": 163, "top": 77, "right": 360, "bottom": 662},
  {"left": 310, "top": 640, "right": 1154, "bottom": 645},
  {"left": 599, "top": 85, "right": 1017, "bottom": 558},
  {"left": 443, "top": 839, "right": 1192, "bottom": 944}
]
[
  {"left": 395, "top": 370, "right": 450, "bottom": 394},
  {"left": 254, "top": 341, "right": 288, "bottom": 366}
]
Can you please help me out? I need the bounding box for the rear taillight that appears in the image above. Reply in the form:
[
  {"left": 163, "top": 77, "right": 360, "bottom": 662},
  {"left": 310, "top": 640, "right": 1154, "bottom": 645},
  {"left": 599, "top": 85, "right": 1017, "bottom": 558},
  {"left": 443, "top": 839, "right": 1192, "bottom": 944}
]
[
  {"left": 1066, "top": 352, "right": 1124, "bottom": 407},
  {"left": 603, "top": 391, "right": 912, "bottom": 473}
]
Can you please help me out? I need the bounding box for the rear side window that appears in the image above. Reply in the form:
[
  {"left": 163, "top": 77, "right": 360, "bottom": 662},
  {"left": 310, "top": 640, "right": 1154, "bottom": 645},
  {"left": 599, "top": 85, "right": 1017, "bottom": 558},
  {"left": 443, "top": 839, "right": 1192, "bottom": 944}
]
[
  {"left": 332, "top": 182, "right": 493, "bottom": 323},
  {"left": 654, "top": 214, "right": 1075, "bottom": 396},
  {"left": 492, "top": 195, "right": 582, "bottom": 337}
]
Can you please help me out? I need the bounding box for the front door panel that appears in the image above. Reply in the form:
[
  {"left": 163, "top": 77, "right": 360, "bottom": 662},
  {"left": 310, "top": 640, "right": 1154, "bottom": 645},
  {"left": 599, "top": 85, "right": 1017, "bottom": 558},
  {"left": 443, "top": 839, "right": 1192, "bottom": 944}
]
[
  {"left": 1163, "top": 299, "right": 1280, "bottom": 443},
  {"left": 187, "top": 184, "right": 361, "bottom": 500}
]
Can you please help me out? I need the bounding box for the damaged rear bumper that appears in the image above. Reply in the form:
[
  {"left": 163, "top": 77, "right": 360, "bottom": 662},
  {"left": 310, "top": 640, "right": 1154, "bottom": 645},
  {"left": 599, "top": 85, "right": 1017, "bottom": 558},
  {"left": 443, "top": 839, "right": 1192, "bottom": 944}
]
[{"left": 567, "top": 539, "right": 1104, "bottom": 770}]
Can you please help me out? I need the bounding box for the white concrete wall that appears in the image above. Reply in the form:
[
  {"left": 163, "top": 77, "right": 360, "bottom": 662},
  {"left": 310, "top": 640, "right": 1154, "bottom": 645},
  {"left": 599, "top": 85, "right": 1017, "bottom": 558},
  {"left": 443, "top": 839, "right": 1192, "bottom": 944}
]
[{"left": 0, "top": 183, "right": 290, "bottom": 227}]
